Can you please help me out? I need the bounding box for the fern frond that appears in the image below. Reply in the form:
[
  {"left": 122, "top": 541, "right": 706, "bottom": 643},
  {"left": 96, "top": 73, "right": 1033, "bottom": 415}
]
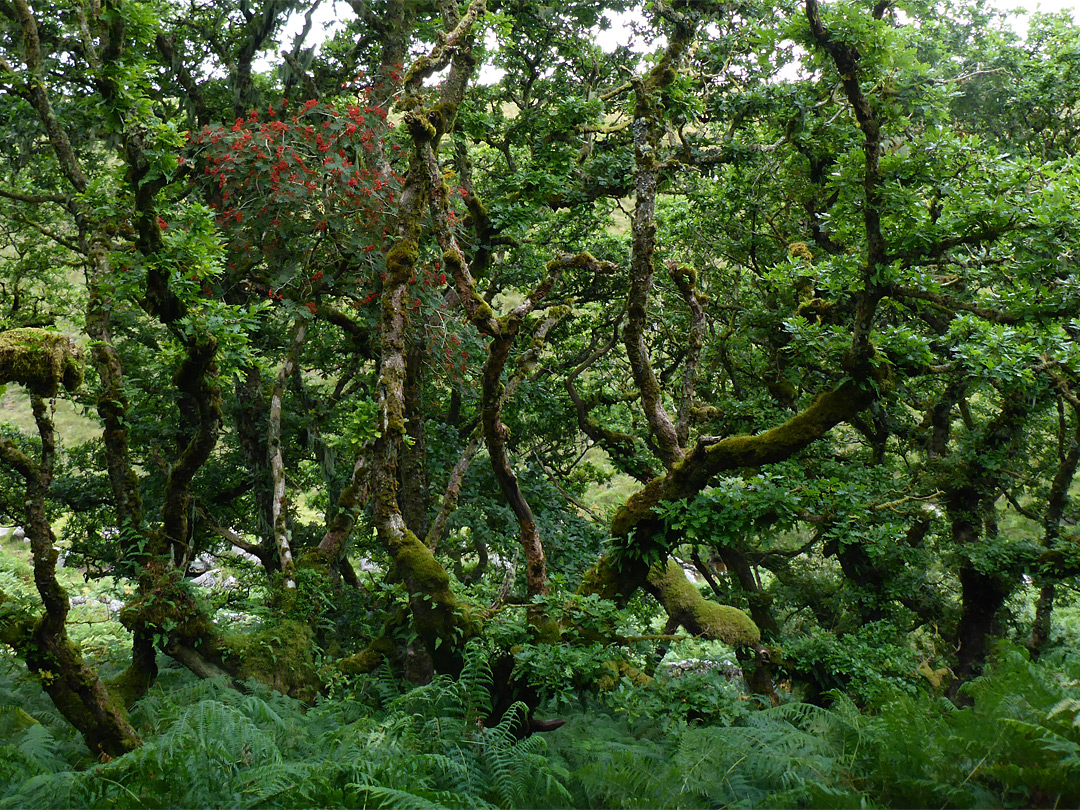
[
  {"left": 345, "top": 783, "right": 457, "bottom": 810},
  {"left": 16, "top": 724, "right": 66, "bottom": 774},
  {"left": 457, "top": 640, "right": 493, "bottom": 726},
  {"left": 0, "top": 770, "right": 89, "bottom": 809}
]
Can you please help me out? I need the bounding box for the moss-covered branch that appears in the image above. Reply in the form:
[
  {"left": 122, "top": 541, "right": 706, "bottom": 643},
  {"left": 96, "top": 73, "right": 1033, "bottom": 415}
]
[
  {"left": 668, "top": 261, "right": 706, "bottom": 447},
  {"left": 0, "top": 328, "right": 82, "bottom": 397},
  {"left": 581, "top": 377, "right": 879, "bottom": 602},
  {"left": 644, "top": 559, "right": 759, "bottom": 648}
]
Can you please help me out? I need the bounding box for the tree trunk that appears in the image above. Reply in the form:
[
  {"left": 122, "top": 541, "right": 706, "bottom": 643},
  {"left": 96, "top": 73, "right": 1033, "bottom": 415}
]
[
  {"left": 401, "top": 336, "right": 430, "bottom": 536},
  {"left": 0, "top": 389, "right": 141, "bottom": 757},
  {"left": 715, "top": 548, "right": 781, "bottom": 705}
]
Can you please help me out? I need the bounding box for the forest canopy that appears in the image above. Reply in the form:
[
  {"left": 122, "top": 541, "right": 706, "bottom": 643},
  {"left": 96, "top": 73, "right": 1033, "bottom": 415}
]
[{"left": 3, "top": 0, "right": 1080, "bottom": 806}]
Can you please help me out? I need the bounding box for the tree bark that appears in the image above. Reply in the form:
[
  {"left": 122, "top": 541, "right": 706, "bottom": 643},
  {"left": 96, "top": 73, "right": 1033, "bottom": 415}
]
[
  {"left": 0, "top": 389, "right": 141, "bottom": 757},
  {"left": 401, "top": 336, "right": 430, "bottom": 536},
  {"left": 269, "top": 319, "right": 308, "bottom": 589}
]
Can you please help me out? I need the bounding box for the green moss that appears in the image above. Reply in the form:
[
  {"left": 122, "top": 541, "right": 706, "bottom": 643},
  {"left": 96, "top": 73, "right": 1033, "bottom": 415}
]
[
  {"left": 385, "top": 239, "right": 419, "bottom": 280},
  {"left": 428, "top": 102, "right": 449, "bottom": 134},
  {"left": 917, "top": 660, "right": 952, "bottom": 693},
  {"left": 0, "top": 328, "right": 82, "bottom": 396},
  {"left": 529, "top": 614, "right": 561, "bottom": 644},
  {"left": 276, "top": 553, "right": 337, "bottom": 621},
  {"left": 105, "top": 664, "right": 150, "bottom": 710},
  {"left": 597, "top": 659, "right": 654, "bottom": 691},
  {"left": 471, "top": 293, "right": 494, "bottom": 322},
  {"left": 222, "top": 619, "right": 318, "bottom": 699},
  {"left": 796, "top": 298, "right": 834, "bottom": 322},
  {"left": 578, "top": 557, "right": 623, "bottom": 601},
  {"left": 389, "top": 529, "right": 480, "bottom": 645},
  {"left": 701, "top": 382, "right": 872, "bottom": 470},
  {"left": 405, "top": 110, "right": 437, "bottom": 140},
  {"left": 120, "top": 577, "right": 215, "bottom": 646},
  {"left": 788, "top": 241, "right": 814, "bottom": 262},
  {"left": 690, "top": 405, "right": 723, "bottom": 422},
  {"left": 0, "top": 706, "right": 38, "bottom": 737},
  {"left": 767, "top": 379, "right": 797, "bottom": 402},
  {"left": 395, "top": 95, "right": 422, "bottom": 114},
  {"left": 695, "top": 602, "right": 760, "bottom": 647},
  {"left": 464, "top": 193, "right": 488, "bottom": 224},
  {"left": 339, "top": 637, "right": 395, "bottom": 675},
  {"left": 392, "top": 529, "right": 451, "bottom": 592},
  {"left": 560, "top": 251, "right": 599, "bottom": 271},
  {"left": 610, "top": 476, "right": 666, "bottom": 539},
  {"left": 295, "top": 547, "right": 331, "bottom": 569},
  {"left": 669, "top": 261, "right": 698, "bottom": 289},
  {"left": 648, "top": 560, "right": 760, "bottom": 647}
]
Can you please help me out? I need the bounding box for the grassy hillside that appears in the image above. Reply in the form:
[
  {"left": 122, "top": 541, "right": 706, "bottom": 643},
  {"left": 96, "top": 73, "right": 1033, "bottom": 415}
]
[{"left": 0, "top": 385, "right": 99, "bottom": 445}]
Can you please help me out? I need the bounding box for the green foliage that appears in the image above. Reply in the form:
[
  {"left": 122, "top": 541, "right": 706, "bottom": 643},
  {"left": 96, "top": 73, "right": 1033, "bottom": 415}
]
[
  {"left": 3, "top": 634, "right": 1080, "bottom": 808},
  {"left": 5, "top": 1, "right": 1080, "bottom": 806},
  {"left": 657, "top": 472, "right": 801, "bottom": 551},
  {"left": 0, "top": 642, "right": 573, "bottom": 810},
  {"left": 783, "top": 620, "right": 925, "bottom": 702},
  {"left": 852, "top": 645, "right": 1080, "bottom": 807},
  {"left": 544, "top": 646, "right": 1080, "bottom": 809}
]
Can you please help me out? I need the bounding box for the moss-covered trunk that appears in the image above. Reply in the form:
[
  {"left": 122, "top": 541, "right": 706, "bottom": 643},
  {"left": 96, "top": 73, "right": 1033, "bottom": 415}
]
[
  {"left": 353, "top": 1, "right": 489, "bottom": 666},
  {"left": 401, "top": 337, "right": 430, "bottom": 537},
  {"left": 938, "top": 393, "right": 1032, "bottom": 694},
  {"left": 0, "top": 379, "right": 141, "bottom": 757}
]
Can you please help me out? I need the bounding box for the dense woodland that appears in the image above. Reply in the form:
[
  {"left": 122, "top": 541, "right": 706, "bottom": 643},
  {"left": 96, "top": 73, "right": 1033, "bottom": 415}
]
[{"left": 2, "top": 0, "right": 1080, "bottom": 806}]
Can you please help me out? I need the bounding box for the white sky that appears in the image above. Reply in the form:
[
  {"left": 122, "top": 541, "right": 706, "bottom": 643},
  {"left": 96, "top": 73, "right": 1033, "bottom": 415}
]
[{"left": 275, "top": 0, "right": 1080, "bottom": 77}]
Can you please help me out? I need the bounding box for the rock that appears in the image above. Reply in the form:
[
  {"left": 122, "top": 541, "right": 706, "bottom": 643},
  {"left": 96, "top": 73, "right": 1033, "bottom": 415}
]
[
  {"left": 230, "top": 545, "right": 261, "bottom": 565},
  {"left": 191, "top": 570, "right": 219, "bottom": 589},
  {"left": 214, "top": 610, "right": 257, "bottom": 627},
  {"left": 188, "top": 552, "right": 216, "bottom": 574},
  {"left": 662, "top": 657, "right": 743, "bottom": 681}
]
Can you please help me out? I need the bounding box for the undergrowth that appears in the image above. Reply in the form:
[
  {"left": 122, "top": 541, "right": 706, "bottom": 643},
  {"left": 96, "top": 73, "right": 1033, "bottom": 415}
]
[
  {"left": 0, "top": 640, "right": 572, "bottom": 809},
  {"left": 2, "top": 642, "right": 1078, "bottom": 808}
]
